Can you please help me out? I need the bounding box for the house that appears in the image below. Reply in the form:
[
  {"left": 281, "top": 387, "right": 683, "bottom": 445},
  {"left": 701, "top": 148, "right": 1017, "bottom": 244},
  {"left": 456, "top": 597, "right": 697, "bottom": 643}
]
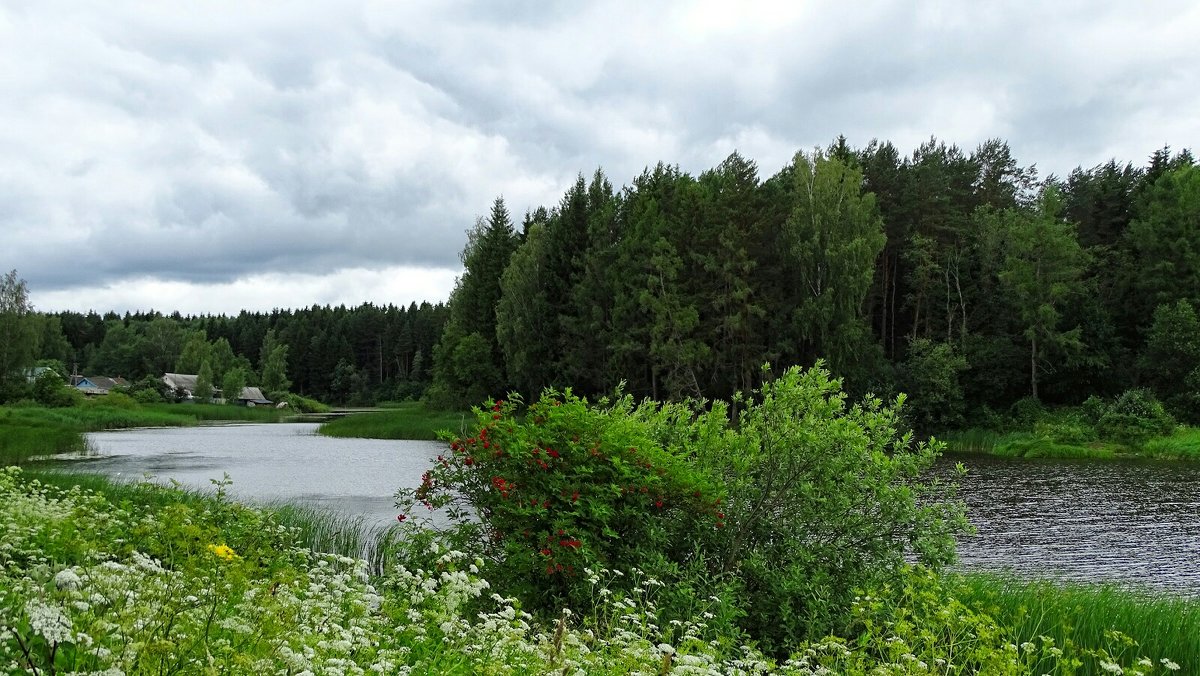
[
  {"left": 235, "top": 387, "right": 273, "bottom": 407},
  {"left": 162, "top": 372, "right": 199, "bottom": 398},
  {"left": 162, "top": 373, "right": 224, "bottom": 401},
  {"left": 69, "top": 375, "right": 130, "bottom": 396},
  {"left": 162, "top": 373, "right": 267, "bottom": 405}
]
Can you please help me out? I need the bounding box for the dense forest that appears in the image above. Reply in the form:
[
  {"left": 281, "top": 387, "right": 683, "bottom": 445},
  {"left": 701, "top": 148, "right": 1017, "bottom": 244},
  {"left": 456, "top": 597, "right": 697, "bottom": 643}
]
[
  {"left": 3, "top": 136, "right": 1197, "bottom": 424},
  {"left": 0, "top": 298, "right": 447, "bottom": 405},
  {"left": 426, "top": 136, "right": 1200, "bottom": 431}
]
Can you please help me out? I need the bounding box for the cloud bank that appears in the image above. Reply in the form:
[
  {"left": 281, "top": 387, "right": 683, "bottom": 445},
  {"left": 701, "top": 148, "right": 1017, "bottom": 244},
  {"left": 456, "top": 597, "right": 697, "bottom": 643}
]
[{"left": 2, "top": 1, "right": 1196, "bottom": 314}]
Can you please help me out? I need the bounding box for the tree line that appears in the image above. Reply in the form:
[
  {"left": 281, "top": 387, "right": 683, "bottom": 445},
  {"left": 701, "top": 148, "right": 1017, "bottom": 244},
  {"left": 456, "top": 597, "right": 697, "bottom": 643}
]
[
  {"left": 0, "top": 292, "right": 448, "bottom": 405},
  {"left": 429, "top": 137, "right": 1200, "bottom": 430}
]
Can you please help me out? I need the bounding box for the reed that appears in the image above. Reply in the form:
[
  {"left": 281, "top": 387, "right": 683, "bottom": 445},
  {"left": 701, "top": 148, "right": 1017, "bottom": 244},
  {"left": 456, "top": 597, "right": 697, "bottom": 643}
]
[
  {"left": 1143, "top": 427, "right": 1200, "bottom": 460},
  {"left": 957, "top": 572, "right": 1200, "bottom": 674},
  {"left": 318, "top": 402, "right": 471, "bottom": 441}
]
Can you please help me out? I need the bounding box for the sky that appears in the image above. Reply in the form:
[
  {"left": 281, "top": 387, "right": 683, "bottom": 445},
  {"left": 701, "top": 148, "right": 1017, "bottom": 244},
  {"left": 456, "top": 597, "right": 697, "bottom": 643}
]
[{"left": 2, "top": 1, "right": 1197, "bottom": 316}]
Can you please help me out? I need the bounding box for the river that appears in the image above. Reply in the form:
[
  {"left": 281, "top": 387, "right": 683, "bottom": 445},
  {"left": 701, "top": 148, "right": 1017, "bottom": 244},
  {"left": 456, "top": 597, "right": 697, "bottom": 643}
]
[{"left": 55, "top": 423, "right": 1200, "bottom": 594}]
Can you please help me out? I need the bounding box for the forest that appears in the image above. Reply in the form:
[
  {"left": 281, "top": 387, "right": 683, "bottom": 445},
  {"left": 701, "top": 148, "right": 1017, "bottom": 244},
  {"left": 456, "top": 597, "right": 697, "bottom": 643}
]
[
  {"left": 3, "top": 136, "right": 1198, "bottom": 430},
  {"left": 426, "top": 136, "right": 1200, "bottom": 433},
  {"left": 0, "top": 294, "right": 447, "bottom": 406}
]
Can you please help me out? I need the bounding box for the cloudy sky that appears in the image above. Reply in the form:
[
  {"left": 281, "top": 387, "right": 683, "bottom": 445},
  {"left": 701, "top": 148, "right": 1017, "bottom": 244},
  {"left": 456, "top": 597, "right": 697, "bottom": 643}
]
[{"left": 2, "top": 1, "right": 1197, "bottom": 315}]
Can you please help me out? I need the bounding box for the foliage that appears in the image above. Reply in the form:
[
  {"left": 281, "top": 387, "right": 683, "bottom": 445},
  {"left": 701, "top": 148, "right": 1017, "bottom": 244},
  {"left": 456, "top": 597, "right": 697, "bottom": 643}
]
[
  {"left": 220, "top": 365, "right": 249, "bottom": 405},
  {"left": 1096, "top": 389, "right": 1177, "bottom": 446},
  {"left": 0, "top": 464, "right": 1188, "bottom": 674},
  {"left": 319, "top": 402, "right": 468, "bottom": 441},
  {"left": 399, "top": 364, "right": 970, "bottom": 654},
  {"left": 1140, "top": 300, "right": 1200, "bottom": 422},
  {"left": 31, "top": 369, "right": 82, "bottom": 408},
  {"left": 0, "top": 270, "right": 39, "bottom": 402},
  {"left": 900, "top": 337, "right": 969, "bottom": 432},
  {"left": 259, "top": 329, "right": 292, "bottom": 394},
  {"left": 959, "top": 572, "right": 1198, "bottom": 675},
  {"left": 398, "top": 389, "right": 723, "bottom": 615}
]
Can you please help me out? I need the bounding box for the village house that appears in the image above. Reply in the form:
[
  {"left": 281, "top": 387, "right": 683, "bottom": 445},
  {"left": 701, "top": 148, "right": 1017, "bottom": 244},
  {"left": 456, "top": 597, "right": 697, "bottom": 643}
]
[
  {"left": 161, "top": 373, "right": 272, "bottom": 406},
  {"left": 69, "top": 374, "right": 130, "bottom": 396}
]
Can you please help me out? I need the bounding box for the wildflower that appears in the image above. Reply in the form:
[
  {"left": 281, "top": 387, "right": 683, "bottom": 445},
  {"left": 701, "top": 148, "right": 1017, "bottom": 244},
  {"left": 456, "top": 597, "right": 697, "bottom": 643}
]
[
  {"left": 396, "top": 513, "right": 407, "bottom": 522},
  {"left": 1161, "top": 658, "right": 1181, "bottom": 671},
  {"left": 1098, "top": 661, "right": 1123, "bottom": 674},
  {"left": 547, "top": 449, "right": 560, "bottom": 459},
  {"left": 54, "top": 568, "right": 82, "bottom": 591},
  {"left": 207, "top": 543, "right": 239, "bottom": 561}
]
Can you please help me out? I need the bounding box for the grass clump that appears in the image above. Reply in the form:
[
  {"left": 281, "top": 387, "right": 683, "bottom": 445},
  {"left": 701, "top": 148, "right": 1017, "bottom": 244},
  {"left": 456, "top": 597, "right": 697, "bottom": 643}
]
[
  {"left": 318, "top": 401, "right": 470, "bottom": 440},
  {"left": 1143, "top": 427, "right": 1200, "bottom": 460},
  {"left": 958, "top": 572, "right": 1198, "bottom": 674}
]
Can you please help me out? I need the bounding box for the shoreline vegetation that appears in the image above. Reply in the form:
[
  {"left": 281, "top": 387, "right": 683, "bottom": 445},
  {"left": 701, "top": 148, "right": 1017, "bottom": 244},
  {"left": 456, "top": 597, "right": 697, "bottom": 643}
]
[
  {"left": 0, "top": 399, "right": 289, "bottom": 465},
  {"left": 316, "top": 400, "right": 471, "bottom": 441},
  {"left": 1, "top": 379, "right": 1195, "bottom": 674}
]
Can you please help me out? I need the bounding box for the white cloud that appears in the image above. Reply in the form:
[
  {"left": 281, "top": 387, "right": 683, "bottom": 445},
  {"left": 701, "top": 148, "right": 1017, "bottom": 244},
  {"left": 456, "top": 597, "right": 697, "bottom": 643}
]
[
  {"left": 2, "top": 0, "right": 1198, "bottom": 313},
  {"left": 30, "top": 266, "right": 460, "bottom": 316}
]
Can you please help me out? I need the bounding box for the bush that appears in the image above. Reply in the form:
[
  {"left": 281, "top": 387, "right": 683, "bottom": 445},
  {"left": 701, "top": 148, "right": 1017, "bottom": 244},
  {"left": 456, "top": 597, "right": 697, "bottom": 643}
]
[
  {"left": 1009, "top": 396, "right": 1045, "bottom": 426},
  {"left": 277, "top": 393, "right": 330, "bottom": 413},
  {"left": 1097, "top": 389, "right": 1176, "bottom": 446},
  {"left": 31, "top": 371, "right": 82, "bottom": 408},
  {"left": 400, "top": 390, "right": 722, "bottom": 614},
  {"left": 399, "top": 364, "right": 969, "bottom": 655}
]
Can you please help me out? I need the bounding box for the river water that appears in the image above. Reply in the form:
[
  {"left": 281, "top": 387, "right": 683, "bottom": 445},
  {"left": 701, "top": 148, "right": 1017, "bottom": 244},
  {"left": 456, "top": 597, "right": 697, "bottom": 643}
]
[{"left": 56, "top": 423, "right": 1200, "bottom": 594}]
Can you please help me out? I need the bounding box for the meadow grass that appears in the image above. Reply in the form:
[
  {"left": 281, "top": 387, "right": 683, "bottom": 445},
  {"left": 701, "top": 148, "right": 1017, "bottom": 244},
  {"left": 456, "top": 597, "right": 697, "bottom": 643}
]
[
  {"left": 142, "top": 401, "right": 288, "bottom": 422},
  {"left": 957, "top": 572, "right": 1199, "bottom": 674},
  {"left": 26, "top": 469, "right": 403, "bottom": 572},
  {"left": 0, "top": 400, "right": 290, "bottom": 465},
  {"left": 318, "top": 401, "right": 472, "bottom": 440},
  {"left": 1143, "top": 427, "right": 1200, "bottom": 460}
]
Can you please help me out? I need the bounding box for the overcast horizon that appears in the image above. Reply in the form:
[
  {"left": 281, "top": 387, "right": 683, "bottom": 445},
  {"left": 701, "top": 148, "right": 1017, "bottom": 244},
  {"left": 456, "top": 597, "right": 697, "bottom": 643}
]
[{"left": 3, "top": 1, "right": 1198, "bottom": 316}]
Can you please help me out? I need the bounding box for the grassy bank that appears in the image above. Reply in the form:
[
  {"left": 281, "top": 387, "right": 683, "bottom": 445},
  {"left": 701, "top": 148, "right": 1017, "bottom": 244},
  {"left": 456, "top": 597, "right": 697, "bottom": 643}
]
[
  {"left": 0, "top": 400, "right": 288, "bottom": 465},
  {"left": 957, "top": 572, "right": 1198, "bottom": 673},
  {"left": 942, "top": 426, "right": 1200, "bottom": 460},
  {"left": 318, "top": 401, "right": 470, "bottom": 440},
  {"left": 1, "top": 466, "right": 1186, "bottom": 674}
]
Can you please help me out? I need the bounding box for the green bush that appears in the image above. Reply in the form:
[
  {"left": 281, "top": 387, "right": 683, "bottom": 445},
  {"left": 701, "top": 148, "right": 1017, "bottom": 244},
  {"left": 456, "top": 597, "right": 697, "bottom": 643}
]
[
  {"left": 1009, "top": 396, "right": 1045, "bottom": 425},
  {"left": 31, "top": 371, "right": 82, "bottom": 408},
  {"left": 400, "top": 390, "right": 722, "bottom": 614},
  {"left": 400, "top": 364, "right": 970, "bottom": 655},
  {"left": 1097, "top": 389, "right": 1176, "bottom": 446}
]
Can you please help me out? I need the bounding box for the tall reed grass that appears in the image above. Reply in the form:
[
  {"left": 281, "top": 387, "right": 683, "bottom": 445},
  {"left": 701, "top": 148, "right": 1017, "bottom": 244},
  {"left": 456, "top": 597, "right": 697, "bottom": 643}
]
[
  {"left": 957, "top": 572, "right": 1200, "bottom": 674},
  {"left": 1143, "top": 427, "right": 1200, "bottom": 459},
  {"left": 318, "top": 402, "right": 470, "bottom": 441}
]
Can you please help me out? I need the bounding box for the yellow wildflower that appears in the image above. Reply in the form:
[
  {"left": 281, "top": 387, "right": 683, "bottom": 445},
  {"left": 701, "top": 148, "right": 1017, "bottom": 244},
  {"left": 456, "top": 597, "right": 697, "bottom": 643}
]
[{"left": 207, "top": 543, "right": 238, "bottom": 561}]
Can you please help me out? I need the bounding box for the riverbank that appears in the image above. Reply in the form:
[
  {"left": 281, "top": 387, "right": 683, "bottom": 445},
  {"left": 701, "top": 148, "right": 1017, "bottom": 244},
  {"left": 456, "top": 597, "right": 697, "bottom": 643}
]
[
  {"left": 317, "top": 400, "right": 470, "bottom": 440},
  {"left": 0, "top": 466, "right": 1188, "bottom": 674},
  {"left": 942, "top": 426, "right": 1200, "bottom": 460},
  {"left": 0, "top": 401, "right": 288, "bottom": 465}
]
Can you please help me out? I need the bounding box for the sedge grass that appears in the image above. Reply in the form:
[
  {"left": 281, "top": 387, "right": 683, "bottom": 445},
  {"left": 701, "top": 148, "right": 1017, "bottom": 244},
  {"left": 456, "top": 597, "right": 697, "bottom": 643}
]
[
  {"left": 956, "top": 572, "right": 1200, "bottom": 674},
  {"left": 318, "top": 401, "right": 471, "bottom": 441},
  {"left": 27, "top": 468, "right": 405, "bottom": 574},
  {"left": 1143, "top": 427, "right": 1200, "bottom": 460}
]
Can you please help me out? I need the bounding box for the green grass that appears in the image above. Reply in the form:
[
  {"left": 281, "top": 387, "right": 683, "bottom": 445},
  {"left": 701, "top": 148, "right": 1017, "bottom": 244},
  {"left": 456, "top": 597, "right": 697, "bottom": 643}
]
[
  {"left": 142, "top": 402, "right": 288, "bottom": 422},
  {"left": 25, "top": 469, "right": 404, "bottom": 572},
  {"left": 1143, "top": 427, "right": 1200, "bottom": 460},
  {"left": 318, "top": 401, "right": 472, "bottom": 441},
  {"left": 957, "top": 572, "right": 1200, "bottom": 674},
  {"left": 0, "top": 400, "right": 292, "bottom": 465}
]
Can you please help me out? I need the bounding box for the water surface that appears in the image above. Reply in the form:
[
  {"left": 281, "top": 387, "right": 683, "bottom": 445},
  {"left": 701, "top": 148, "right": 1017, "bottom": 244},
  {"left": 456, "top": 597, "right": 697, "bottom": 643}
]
[
  {"left": 73, "top": 423, "right": 441, "bottom": 525},
  {"left": 60, "top": 424, "right": 1200, "bottom": 593}
]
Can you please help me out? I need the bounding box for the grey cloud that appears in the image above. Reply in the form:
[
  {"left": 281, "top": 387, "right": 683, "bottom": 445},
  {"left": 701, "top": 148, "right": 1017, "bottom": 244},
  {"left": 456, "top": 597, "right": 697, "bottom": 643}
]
[{"left": 2, "top": 0, "right": 1198, "bottom": 302}]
